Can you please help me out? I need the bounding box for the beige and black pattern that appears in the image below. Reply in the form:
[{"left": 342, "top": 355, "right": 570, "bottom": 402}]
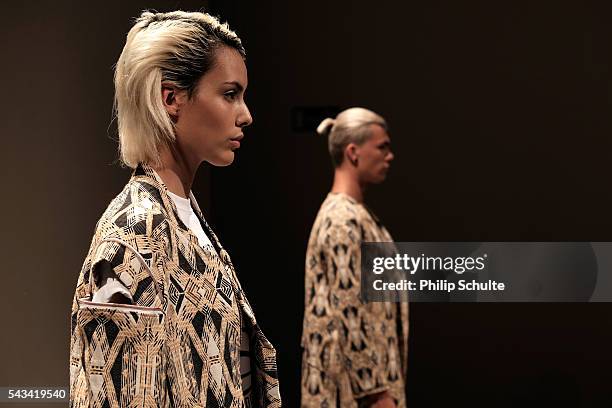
[
  {"left": 70, "top": 164, "right": 281, "bottom": 407},
  {"left": 301, "top": 193, "right": 409, "bottom": 408}
]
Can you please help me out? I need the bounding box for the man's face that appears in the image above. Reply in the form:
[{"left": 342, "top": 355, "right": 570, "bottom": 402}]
[{"left": 356, "top": 124, "right": 394, "bottom": 184}]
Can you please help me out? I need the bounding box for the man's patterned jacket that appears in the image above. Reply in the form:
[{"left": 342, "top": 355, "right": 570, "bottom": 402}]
[{"left": 301, "top": 192, "right": 408, "bottom": 407}]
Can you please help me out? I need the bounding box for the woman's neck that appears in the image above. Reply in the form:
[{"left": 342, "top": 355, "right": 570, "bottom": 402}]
[
  {"left": 330, "top": 167, "right": 365, "bottom": 203},
  {"left": 152, "top": 144, "right": 197, "bottom": 199}
]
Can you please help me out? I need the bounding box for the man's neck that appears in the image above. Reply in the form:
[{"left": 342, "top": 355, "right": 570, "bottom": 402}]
[{"left": 330, "top": 168, "right": 364, "bottom": 203}]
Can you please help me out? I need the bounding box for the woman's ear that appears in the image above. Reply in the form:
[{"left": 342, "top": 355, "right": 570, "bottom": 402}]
[{"left": 161, "top": 83, "right": 185, "bottom": 119}]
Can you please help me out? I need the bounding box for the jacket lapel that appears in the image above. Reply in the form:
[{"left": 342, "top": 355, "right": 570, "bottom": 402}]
[{"left": 134, "top": 165, "right": 266, "bottom": 329}]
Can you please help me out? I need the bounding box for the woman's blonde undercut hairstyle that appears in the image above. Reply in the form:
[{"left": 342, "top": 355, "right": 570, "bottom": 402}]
[
  {"left": 317, "top": 107, "right": 387, "bottom": 167},
  {"left": 114, "top": 10, "right": 245, "bottom": 168}
]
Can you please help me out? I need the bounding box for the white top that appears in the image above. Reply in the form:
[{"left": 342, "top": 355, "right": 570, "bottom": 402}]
[{"left": 167, "top": 191, "right": 214, "bottom": 249}]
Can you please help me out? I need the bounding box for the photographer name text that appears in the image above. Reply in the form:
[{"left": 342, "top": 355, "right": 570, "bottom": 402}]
[{"left": 372, "top": 279, "right": 505, "bottom": 292}]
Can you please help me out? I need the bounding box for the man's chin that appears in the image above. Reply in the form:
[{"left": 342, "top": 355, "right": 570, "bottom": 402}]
[{"left": 370, "top": 175, "right": 387, "bottom": 185}]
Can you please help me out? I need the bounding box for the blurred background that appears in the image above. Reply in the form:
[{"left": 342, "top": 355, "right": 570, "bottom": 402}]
[{"left": 1, "top": 0, "right": 611, "bottom": 406}]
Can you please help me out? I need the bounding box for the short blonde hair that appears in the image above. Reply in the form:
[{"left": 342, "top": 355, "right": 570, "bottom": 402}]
[
  {"left": 317, "top": 107, "right": 387, "bottom": 167},
  {"left": 114, "top": 10, "right": 245, "bottom": 168}
]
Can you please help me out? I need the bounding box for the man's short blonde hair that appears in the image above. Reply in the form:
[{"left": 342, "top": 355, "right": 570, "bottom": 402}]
[
  {"left": 114, "top": 10, "right": 245, "bottom": 168},
  {"left": 317, "top": 107, "right": 387, "bottom": 167}
]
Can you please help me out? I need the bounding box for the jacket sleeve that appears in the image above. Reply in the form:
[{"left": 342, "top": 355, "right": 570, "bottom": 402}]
[
  {"left": 306, "top": 218, "right": 392, "bottom": 400},
  {"left": 69, "top": 237, "right": 164, "bottom": 407},
  {"left": 69, "top": 307, "right": 88, "bottom": 407}
]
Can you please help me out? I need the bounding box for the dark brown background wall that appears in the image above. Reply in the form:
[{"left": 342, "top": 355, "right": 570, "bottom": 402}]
[
  {"left": 1, "top": 1, "right": 612, "bottom": 407},
  {"left": 0, "top": 2, "right": 213, "bottom": 407}
]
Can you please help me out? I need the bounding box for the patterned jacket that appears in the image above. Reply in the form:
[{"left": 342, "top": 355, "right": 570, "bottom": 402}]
[
  {"left": 301, "top": 193, "right": 409, "bottom": 407},
  {"left": 69, "top": 164, "right": 281, "bottom": 407}
]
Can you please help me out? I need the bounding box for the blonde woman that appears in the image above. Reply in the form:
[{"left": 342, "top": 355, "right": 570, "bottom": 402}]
[
  {"left": 301, "top": 108, "right": 408, "bottom": 408},
  {"left": 69, "top": 11, "right": 281, "bottom": 407}
]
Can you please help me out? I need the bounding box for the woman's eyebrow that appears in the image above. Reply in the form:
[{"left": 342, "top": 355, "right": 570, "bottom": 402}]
[{"left": 223, "top": 81, "right": 244, "bottom": 91}]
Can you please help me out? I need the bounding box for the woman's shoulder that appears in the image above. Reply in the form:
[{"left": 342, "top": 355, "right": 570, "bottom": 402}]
[{"left": 94, "top": 178, "right": 172, "bottom": 241}]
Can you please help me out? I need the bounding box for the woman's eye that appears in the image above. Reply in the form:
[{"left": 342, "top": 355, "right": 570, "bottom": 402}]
[{"left": 224, "top": 90, "right": 238, "bottom": 100}]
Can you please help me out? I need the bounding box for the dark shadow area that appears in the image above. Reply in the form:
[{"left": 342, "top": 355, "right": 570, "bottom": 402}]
[{"left": 207, "top": 1, "right": 612, "bottom": 406}]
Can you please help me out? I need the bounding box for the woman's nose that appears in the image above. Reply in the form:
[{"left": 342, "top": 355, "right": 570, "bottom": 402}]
[{"left": 237, "top": 104, "right": 253, "bottom": 128}]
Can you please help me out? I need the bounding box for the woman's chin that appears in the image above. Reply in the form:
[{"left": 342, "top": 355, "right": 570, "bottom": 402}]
[{"left": 207, "top": 151, "right": 235, "bottom": 167}]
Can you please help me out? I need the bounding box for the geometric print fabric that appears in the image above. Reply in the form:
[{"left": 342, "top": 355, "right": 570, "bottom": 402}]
[
  {"left": 76, "top": 305, "right": 166, "bottom": 407},
  {"left": 301, "top": 193, "right": 409, "bottom": 408},
  {"left": 70, "top": 164, "right": 281, "bottom": 407}
]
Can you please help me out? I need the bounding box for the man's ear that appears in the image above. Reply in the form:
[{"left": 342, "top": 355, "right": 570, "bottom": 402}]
[
  {"left": 161, "top": 83, "right": 186, "bottom": 119},
  {"left": 345, "top": 143, "right": 359, "bottom": 166}
]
